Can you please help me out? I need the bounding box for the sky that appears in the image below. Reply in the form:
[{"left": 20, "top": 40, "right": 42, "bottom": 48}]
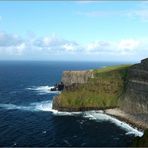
[{"left": 0, "top": 1, "right": 148, "bottom": 62}]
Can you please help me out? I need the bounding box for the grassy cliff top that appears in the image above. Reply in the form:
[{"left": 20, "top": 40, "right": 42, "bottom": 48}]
[
  {"left": 54, "top": 64, "right": 131, "bottom": 110},
  {"left": 94, "top": 65, "right": 131, "bottom": 73}
]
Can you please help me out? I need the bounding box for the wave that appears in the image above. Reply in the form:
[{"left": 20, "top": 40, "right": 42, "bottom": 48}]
[
  {"left": 26, "top": 85, "right": 61, "bottom": 95},
  {"left": 0, "top": 100, "right": 143, "bottom": 137},
  {"left": 53, "top": 110, "right": 143, "bottom": 137},
  {"left": 0, "top": 103, "right": 34, "bottom": 111},
  {"left": 47, "top": 106, "right": 143, "bottom": 137},
  {"left": 0, "top": 100, "right": 53, "bottom": 112},
  {"left": 82, "top": 111, "right": 143, "bottom": 137}
]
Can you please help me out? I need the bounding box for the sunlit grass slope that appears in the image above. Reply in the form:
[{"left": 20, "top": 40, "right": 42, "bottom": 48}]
[{"left": 58, "top": 65, "right": 131, "bottom": 109}]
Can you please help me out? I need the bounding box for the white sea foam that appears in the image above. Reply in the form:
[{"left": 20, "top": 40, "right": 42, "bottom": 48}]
[
  {"left": 0, "top": 100, "right": 53, "bottom": 112},
  {"left": 0, "top": 103, "right": 33, "bottom": 111},
  {"left": 82, "top": 111, "right": 144, "bottom": 137},
  {"left": 33, "top": 100, "right": 54, "bottom": 112},
  {"left": 0, "top": 100, "right": 143, "bottom": 137},
  {"left": 26, "top": 85, "right": 60, "bottom": 94},
  {"left": 49, "top": 108, "right": 144, "bottom": 137},
  {"left": 47, "top": 106, "right": 143, "bottom": 137}
]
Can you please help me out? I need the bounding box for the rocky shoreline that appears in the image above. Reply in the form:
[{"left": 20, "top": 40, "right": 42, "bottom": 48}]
[
  {"left": 105, "top": 108, "right": 148, "bottom": 130},
  {"left": 53, "top": 96, "right": 147, "bottom": 131}
]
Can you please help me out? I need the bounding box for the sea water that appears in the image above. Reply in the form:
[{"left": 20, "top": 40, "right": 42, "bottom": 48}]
[{"left": 0, "top": 61, "right": 142, "bottom": 147}]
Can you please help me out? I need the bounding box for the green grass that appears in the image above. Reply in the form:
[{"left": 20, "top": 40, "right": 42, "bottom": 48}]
[
  {"left": 57, "top": 64, "right": 131, "bottom": 109},
  {"left": 94, "top": 65, "right": 130, "bottom": 74}
]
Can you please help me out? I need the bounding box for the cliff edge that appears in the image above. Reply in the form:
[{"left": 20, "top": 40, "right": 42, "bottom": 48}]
[
  {"left": 52, "top": 65, "right": 130, "bottom": 111},
  {"left": 117, "top": 58, "right": 148, "bottom": 129},
  {"left": 52, "top": 58, "right": 148, "bottom": 145},
  {"left": 62, "top": 70, "right": 94, "bottom": 90}
]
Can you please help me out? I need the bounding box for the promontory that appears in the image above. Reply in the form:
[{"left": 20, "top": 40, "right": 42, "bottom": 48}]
[{"left": 52, "top": 58, "right": 148, "bottom": 145}]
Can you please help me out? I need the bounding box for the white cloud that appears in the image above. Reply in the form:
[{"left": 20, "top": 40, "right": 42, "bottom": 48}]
[
  {"left": 33, "top": 35, "right": 80, "bottom": 53},
  {"left": 15, "top": 43, "right": 26, "bottom": 55},
  {"left": 0, "top": 31, "right": 148, "bottom": 61},
  {"left": 62, "top": 43, "right": 78, "bottom": 52},
  {"left": 0, "top": 32, "right": 26, "bottom": 56},
  {"left": 86, "top": 41, "right": 115, "bottom": 53},
  {"left": 118, "top": 39, "right": 140, "bottom": 51},
  {"left": 85, "top": 39, "right": 146, "bottom": 57}
]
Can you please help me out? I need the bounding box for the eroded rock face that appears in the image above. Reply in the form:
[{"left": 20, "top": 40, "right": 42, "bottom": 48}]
[
  {"left": 52, "top": 58, "right": 148, "bottom": 123},
  {"left": 119, "top": 58, "right": 148, "bottom": 115},
  {"left": 62, "top": 70, "right": 94, "bottom": 87}
]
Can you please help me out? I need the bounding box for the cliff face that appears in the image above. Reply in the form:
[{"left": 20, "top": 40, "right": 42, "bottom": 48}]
[
  {"left": 53, "top": 70, "right": 94, "bottom": 111},
  {"left": 52, "top": 58, "right": 148, "bottom": 124},
  {"left": 119, "top": 58, "right": 148, "bottom": 116},
  {"left": 52, "top": 65, "right": 129, "bottom": 111},
  {"left": 62, "top": 70, "right": 94, "bottom": 87}
]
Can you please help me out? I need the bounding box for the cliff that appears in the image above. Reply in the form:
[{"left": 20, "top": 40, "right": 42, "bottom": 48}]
[
  {"left": 53, "top": 59, "right": 148, "bottom": 116},
  {"left": 119, "top": 58, "right": 148, "bottom": 124},
  {"left": 52, "top": 65, "right": 130, "bottom": 111},
  {"left": 52, "top": 58, "right": 148, "bottom": 145},
  {"left": 62, "top": 70, "right": 94, "bottom": 90}
]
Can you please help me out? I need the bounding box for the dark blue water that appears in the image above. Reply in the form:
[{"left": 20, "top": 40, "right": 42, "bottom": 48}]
[{"left": 0, "top": 61, "right": 136, "bottom": 147}]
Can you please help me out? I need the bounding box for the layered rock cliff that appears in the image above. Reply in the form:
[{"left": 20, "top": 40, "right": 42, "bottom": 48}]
[
  {"left": 52, "top": 58, "right": 148, "bottom": 124},
  {"left": 62, "top": 70, "right": 94, "bottom": 90},
  {"left": 52, "top": 65, "right": 130, "bottom": 111},
  {"left": 52, "top": 59, "right": 148, "bottom": 145},
  {"left": 119, "top": 58, "right": 148, "bottom": 124}
]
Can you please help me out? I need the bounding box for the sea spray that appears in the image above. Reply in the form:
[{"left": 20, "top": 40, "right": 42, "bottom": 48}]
[
  {"left": 26, "top": 85, "right": 61, "bottom": 95},
  {"left": 48, "top": 102, "right": 144, "bottom": 137},
  {"left": 0, "top": 97, "right": 143, "bottom": 137}
]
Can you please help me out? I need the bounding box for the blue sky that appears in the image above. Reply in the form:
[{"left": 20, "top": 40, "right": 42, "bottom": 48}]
[{"left": 0, "top": 1, "right": 148, "bottom": 62}]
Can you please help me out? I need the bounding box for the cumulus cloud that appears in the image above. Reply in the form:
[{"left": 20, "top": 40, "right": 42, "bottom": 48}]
[
  {"left": 86, "top": 41, "right": 115, "bottom": 53},
  {"left": 85, "top": 39, "right": 146, "bottom": 57},
  {"left": 0, "top": 32, "right": 23, "bottom": 46},
  {"left": 0, "top": 32, "right": 26, "bottom": 56},
  {"left": 33, "top": 35, "right": 80, "bottom": 53},
  {"left": 0, "top": 31, "right": 148, "bottom": 61},
  {"left": 0, "top": 32, "right": 80, "bottom": 56},
  {"left": 117, "top": 39, "right": 140, "bottom": 55},
  {"left": 62, "top": 42, "right": 79, "bottom": 52}
]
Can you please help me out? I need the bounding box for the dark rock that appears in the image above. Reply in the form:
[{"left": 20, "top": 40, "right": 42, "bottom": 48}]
[
  {"left": 119, "top": 58, "right": 148, "bottom": 116},
  {"left": 62, "top": 70, "right": 94, "bottom": 87},
  {"left": 50, "top": 81, "right": 64, "bottom": 91},
  {"left": 132, "top": 129, "right": 148, "bottom": 147}
]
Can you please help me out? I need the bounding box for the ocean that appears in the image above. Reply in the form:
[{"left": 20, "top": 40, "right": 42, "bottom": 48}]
[{"left": 0, "top": 61, "right": 143, "bottom": 147}]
